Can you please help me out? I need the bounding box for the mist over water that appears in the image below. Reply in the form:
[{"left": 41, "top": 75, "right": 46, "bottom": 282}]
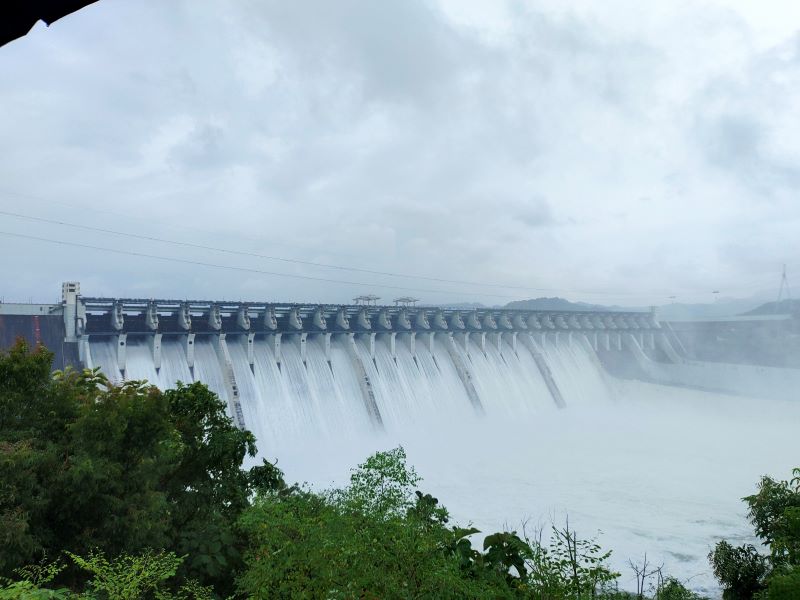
[
  {"left": 87, "top": 334, "right": 800, "bottom": 596},
  {"left": 266, "top": 383, "right": 800, "bottom": 597}
]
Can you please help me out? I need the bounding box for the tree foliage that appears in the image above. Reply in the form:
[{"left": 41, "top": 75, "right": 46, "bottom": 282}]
[
  {"left": 238, "top": 447, "right": 511, "bottom": 599},
  {"left": 658, "top": 577, "right": 708, "bottom": 600},
  {"left": 709, "top": 467, "right": 800, "bottom": 600},
  {"left": 0, "top": 340, "right": 267, "bottom": 595},
  {"left": 1, "top": 551, "right": 212, "bottom": 599},
  {"left": 237, "top": 446, "right": 631, "bottom": 599},
  {"left": 708, "top": 541, "right": 768, "bottom": 600},
  {"left": 744, "top": 471, "right": 800, "bottom": 548}
]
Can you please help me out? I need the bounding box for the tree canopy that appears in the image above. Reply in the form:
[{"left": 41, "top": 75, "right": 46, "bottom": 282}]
[{"left": 0, "top": 339, "right": 269, "bottom": 595}]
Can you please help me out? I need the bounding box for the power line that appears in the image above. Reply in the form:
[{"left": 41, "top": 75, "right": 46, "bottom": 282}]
[
  {"left": 3, "top": 227, "right": 774, "bottom": 302},
  {"left": 0, "top": 230, "right": 534, "bottom": 299},
  {"left": 0, "top": 208, "right": 651, "bottom": 297},
  {"left": 0, "top": 207, "right": 777, "bottom": 301},
  {"left": 0, "top": 188, "right": 366, "bottom": 262}
]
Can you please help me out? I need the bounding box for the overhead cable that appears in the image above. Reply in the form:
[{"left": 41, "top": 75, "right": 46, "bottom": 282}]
[{"left": 0, "top": 230, "right": 534, "bottom": 299}]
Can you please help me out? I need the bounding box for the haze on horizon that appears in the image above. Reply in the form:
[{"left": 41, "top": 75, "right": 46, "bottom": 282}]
[{"left": 1, "top": 0, "right": 799, "bottom": 307}]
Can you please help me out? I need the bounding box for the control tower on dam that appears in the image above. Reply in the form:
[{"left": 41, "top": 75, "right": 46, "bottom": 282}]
[{"left": 2, "top": 282, "right": 798, "bottom": 438}]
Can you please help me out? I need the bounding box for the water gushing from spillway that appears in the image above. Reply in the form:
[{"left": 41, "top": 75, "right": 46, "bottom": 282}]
[
  {"left": 455, "top": 337, "right": 556, "bottom": 415},
  {"left": 85, "top": 333, "right": 608, "bottom": 454},
  {"left": 543, "top": 339, "right": 615, "bottom": 407}
]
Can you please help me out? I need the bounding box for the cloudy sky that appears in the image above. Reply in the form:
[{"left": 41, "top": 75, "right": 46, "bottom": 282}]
[{"left": 1, "top": 0, "right": 798, "bottom": 306}]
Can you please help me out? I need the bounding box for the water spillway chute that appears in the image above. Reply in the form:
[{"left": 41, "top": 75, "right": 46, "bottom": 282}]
[{"left": 71, "top": 294, "right": 673, "bottom": 453}]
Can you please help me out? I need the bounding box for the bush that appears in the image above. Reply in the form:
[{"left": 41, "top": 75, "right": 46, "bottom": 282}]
[
  {"left": 659, "top": 577, "right": 708, "bottom": 600},
  {"left": 237, "top": 448, "right": 513, "bottom": 599},
  {"left": 759, "top": 568, "right": 800, "bottom": 600},
  {"left": 0, "top": 551, "right": 212, "bottom": 599},
  {"left": 709, "top": 541, "right": 768, "bottom": 599},
  {"left": 709, "top": 467, "right": 800, "bottom": 600}
]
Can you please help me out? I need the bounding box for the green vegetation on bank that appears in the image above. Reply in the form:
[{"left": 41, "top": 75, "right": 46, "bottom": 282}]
[
  {"left": 708, "top": 468, "right": 800, "bottom": 599},
  {"left": 0, "top": 340, "right": 797, "bottom": 599}
]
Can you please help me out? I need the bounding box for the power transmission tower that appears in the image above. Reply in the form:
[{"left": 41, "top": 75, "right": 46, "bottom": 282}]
[{"left": 777, "top": 264, "right": 791, "bottom": 304}]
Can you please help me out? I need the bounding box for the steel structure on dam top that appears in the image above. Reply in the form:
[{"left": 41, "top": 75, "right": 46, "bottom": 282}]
[
  {"left": 55, "top": 283, "right": 664, "bottom": 369},
  {"left": 75, "top": 296, "right": 658, "bottom": 337}
]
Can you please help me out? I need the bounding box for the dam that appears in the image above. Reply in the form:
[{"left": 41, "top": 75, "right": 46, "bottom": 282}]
[
  {"left": 65, "top": 283, "right": 662, "bottom": 439},
  {"left": 3, "top": 282, "right": 798, "bottom": 445}
]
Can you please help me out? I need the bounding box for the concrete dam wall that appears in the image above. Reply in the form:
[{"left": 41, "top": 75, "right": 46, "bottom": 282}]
[
  {"left": 71, "top": 290, "right": 644, "bottom": 437},
  {"left": 0, "top": 304, "right": 79, "bottom": 370},
  {"left": 3, "top": 283, "right": 798, "bottom": 447}
]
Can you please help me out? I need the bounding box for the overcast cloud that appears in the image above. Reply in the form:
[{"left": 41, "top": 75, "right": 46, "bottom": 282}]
[{"left": 1, "top": 0, "right": 799, "bottom": 306}]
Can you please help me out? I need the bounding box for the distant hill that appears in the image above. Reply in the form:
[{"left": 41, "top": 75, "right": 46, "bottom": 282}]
[
  {"left": 655, "top": 298, "right": 765, "bottom": 320},
  {"left": 502, "top": 296, "right": 768, "bottom": 320},
  {"left": 436, "top": 302, "right": 489, "bottom": 309},
  {"left": 504, "top": 297, "right": 612, "bottom": 312},
  {"left": 741, "top": 299, "right": 800, "bottom": 316}
]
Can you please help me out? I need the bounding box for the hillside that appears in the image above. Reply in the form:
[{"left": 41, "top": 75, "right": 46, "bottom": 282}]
[
  {"left": 504, "top": 297, "right": 612, "bottom": 312},
  {"left": 741, "top": 298, "right": 800, "bottom": 316},
  {"left": 502, "top": 296, "right": 767, "bottom": 320}
]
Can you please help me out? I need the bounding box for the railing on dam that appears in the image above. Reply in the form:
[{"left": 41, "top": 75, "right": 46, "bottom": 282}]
[{"left": 76, "top": 296, "right": 659, "bottom": 337}]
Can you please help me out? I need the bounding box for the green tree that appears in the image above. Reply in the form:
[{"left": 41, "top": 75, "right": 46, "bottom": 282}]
[
  {"left": 744, "top": 469, "right": 800, "bottom": 564},
  {"left": 657, "top": 577, "right": 708, "bottom": 600},
  {"left": 759, "top": 569, "right": 800, "bottom": 600},
  {"left": 0, "top": 340, "right": 81, "bottom": 572},
  {"left": 709, "top": 468, "right": 800, "bottom": 600},
  {"left": 328, "top": 446, "right": 421, "bottom": 517},
  {"left": 161, "top": 382, "right": 265, "bottom": 593},
  {"left": 238, "top": 447, "right": 515, "bottom": 599},
  {"left": 0, "top": 342, "right": 177, "bottom": 575},
  {"left": 708, "top": 541, "right": 768, "bottom": 600},
  {"left": 520, "top": 521, "right": 619, "bottom": 600},
  {"left": 0, "top": 340, "right": 268, "bottom": 595}
]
